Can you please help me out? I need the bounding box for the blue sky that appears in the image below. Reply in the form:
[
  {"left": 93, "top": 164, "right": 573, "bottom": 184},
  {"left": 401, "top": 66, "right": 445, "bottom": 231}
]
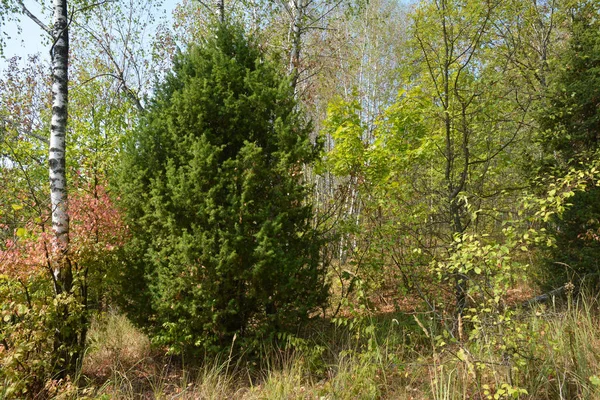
[{"left": 1, "top": 0, "right": 181, "bottom": 70}]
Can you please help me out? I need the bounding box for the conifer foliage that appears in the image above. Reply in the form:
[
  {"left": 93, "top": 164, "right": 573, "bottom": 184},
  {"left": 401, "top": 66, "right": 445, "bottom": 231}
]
[
  {"left": 537, "top": 1, "right": 600, "bottom": 285},
  {"left": 119, "top": 24, "right": 328, "bottom": 354}
]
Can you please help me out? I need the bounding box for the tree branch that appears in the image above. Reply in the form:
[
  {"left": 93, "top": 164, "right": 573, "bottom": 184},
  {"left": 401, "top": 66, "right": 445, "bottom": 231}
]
[
  {"left": 0, "top": 117, "right": 49, "bottom": 144},
  {"left": 73, "top": 0, "right": 115, "bottom": 17},
  {"left": 15, "top": 0, "right": 52, "bottom": 37}
]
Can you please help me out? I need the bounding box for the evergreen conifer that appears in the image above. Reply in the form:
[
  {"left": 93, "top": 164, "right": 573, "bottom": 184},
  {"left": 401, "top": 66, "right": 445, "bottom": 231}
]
[
  {"left": 119, "top": 24, "right": 328, "bottom": 354},
  {"left": 538, "top": 1, "right": 600, "bottom": 286}
]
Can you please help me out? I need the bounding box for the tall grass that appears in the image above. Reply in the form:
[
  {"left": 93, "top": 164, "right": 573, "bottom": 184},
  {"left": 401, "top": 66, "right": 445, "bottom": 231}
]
[
  {"left": 60, "top": 293, "right": 600, "bottom": 399},
  {"left": 424, "top": 294, "right": 600, "bottom": 400}
]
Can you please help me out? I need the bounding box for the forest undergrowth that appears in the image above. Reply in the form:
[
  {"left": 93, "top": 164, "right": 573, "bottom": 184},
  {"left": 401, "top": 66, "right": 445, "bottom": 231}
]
[{"left": 65, "top": 283, "right": 600, "bottom": 400}]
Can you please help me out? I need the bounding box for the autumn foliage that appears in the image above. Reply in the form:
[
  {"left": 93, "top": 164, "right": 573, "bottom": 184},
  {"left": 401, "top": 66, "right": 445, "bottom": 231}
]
[
  {"left": 0, "top": 178, "right": 127, "bottom": 277},
  {"left": 0, "top": 177, "right": 128, "bottom": 397}
]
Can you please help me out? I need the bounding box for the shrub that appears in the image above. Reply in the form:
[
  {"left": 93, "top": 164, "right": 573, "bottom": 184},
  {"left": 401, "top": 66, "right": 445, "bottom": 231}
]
[
  {"left": 0, "top": 275, "right": 82, "bottom": 399},
  {"left": 119, "top": 23, "right": 329, "bottom": 355}
]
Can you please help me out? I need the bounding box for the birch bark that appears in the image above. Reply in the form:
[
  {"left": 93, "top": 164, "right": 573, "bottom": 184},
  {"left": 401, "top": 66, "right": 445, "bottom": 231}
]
[
  {"left": 49, "top": 0, "right": 72, "bottom": 294},
  {"left": 13, "top": 0, "right": 77, "bottom": 376},
  {"left": 215, "top": 0, "right": 224, "bottom": 23},
  {"left": 289, "top": 0, "right": 304, "bottom": 90}
]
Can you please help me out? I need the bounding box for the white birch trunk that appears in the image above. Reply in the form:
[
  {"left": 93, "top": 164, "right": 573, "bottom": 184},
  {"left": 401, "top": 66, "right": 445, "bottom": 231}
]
[
  {"left": 50, "top": 0, "right": 71, "bottom": 293},
  {"left": 289, "top": 0, "right": 304, "bottom": 90},
  {"left": 16, "top": 0, "right": 80, "bottom": 375},
  {"left": 216, "top": 0, "right": 224, "bottom": 23}
]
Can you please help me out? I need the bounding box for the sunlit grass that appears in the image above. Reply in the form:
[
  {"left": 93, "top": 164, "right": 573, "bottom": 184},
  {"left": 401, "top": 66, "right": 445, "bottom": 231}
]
[{"left": 53, "top": 293, "right": 600, "bottom": 399}]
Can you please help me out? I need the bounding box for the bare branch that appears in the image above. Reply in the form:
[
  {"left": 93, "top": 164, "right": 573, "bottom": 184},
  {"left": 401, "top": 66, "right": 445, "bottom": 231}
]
[
  {"left": 73, "top": 20, "right": 145, "bottom": 111},
  {"left": 72, "top": 0, "right": 115, "bottom": 16},
  {"left": 15, "top": 0, "right": 52, "bottom": 36},
  {"left": 192, "top": 0, "right": 216, "bottom": 15}
]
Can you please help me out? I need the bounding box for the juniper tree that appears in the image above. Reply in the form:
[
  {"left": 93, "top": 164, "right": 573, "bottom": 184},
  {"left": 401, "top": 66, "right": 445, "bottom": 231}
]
[
  {"left": 537, "top": 1, "right": 600, "bottom": 286},
  {"left": 119, "top": 24, "right": 329, "bottom": 354}
]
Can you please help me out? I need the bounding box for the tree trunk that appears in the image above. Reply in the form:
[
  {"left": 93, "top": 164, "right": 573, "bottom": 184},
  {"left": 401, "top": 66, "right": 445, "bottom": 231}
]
[
  {"left": 50, "top": 0, "right": 80, "bottom": 377},
  {"left": 16, "top": 0, "right": 84, "bottom": 379},
  {"left": 289, "top": 0, "right": 304, "bottom": 90},
  {"left": 216, "top": 0, "right": 224, "bottom": 23},
  {"left": 50, "top": 0, "right": 71, "bottom": 294}
]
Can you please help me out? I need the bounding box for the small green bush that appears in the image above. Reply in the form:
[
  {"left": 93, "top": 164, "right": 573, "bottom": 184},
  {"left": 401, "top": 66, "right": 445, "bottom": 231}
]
[{"left": 0, "top": 275, "right": 83, "bottom": 399}]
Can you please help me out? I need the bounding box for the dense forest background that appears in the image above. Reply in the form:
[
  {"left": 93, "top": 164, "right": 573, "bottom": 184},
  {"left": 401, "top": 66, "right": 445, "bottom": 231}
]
[{"left": 1, "top": 0, "right": 600, "bottom": 398}]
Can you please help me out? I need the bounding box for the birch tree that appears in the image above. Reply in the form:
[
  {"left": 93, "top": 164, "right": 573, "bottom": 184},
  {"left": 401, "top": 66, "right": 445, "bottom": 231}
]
[
  {"left": 5, "top": 0, "right": 85, "bottom": 376},
  {"left": 12, "top": 0, "right": 70, "bottom": 293}
]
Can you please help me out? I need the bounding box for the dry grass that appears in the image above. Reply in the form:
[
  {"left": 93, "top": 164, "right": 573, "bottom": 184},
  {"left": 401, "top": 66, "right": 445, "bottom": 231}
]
[
  {"left": 82, "top": 311, "right": 152, "bottom": 380},
  {"left": 60, "top": 294, "right": 600, "bottom": 399}
]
